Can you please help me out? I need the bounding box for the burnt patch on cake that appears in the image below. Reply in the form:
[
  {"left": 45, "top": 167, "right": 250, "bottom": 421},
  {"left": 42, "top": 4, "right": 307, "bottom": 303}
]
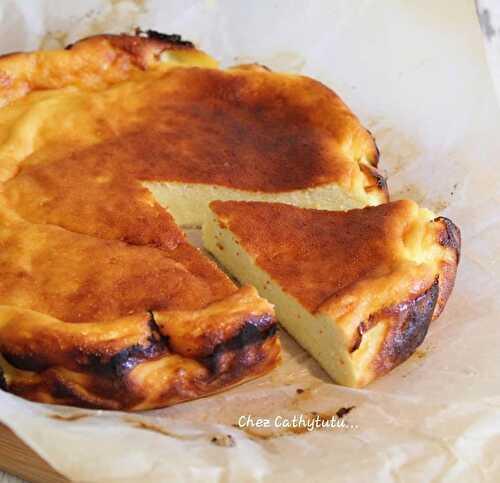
[
  {"left": 372, "top": 279, "right": 439, "bottom": 376},
  {"left": 136, "top": 29, "right": 195, "bottom": 48},
  {"left": 46, "top": 366, "right": 134, "bottom": 410},
  {"left": 87, "top": 342, "right": 162, "bottom": 378},
  {"left": 0, "top": 312, "right": 170, "bottom": 380},
  {"left": 0, "top": 297, "right": 281, "bottom": 410},
  {"left": 86, "top": 313, "right": 169, "bottom": 378},
  {"left": 0, "top": 366, "right": 6, "bottom": 390},
  {"left": 65, "top": 31, "right": 198, "bottom": 72},
  {"left": 2, "top": 353, "right": 50, "bottom": 372},
  {"left": 49, "top": 374, "right": 100, "bottom": 409},
  {"left": 434, "top": 216, "right": 461, "bottom": 261},
  {"left": 359, "top": 163, "right": 389, "bottom": 202},
  {"left": 374, "top": 171, "right": 388, "bottom": 192},
  {"left": 69, "top": 30, "right": 195, "bottom": 51},
  {"left": 432, "top": 217, "right": 460, "bottom": 319}
]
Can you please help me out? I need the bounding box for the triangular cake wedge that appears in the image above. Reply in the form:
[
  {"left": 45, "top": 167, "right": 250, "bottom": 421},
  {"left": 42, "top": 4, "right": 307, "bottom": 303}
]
[
  {"left": 203, "top": 200, "right": 460, "bottom": 387},
  {"left": 0, "top": 31, "right": 384, "bottom": 409}
]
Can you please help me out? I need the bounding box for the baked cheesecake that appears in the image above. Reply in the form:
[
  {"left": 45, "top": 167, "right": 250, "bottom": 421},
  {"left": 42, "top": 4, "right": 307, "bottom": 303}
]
[
  {"left": 0, "top": 198, "right": 280, "bottom": 410},
  {"left": 204, "top": 200, "right": 460, "bottom": 387},
  {"left": 0, "top": 32, "right": 387, "bottom": 236},
  {"left": 0, "top": 30, "right": 411, "bottom": 410}
]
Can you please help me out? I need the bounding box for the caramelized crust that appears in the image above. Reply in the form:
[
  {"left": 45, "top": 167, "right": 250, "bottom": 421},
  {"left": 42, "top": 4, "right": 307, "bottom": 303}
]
[
  {"left": 0, "top": 31, "right": 388, "bottom": 407},
  {"left": 211, "top": 200, "right": 426, "bottom": 313},
  {"left": 0, "top": 306, "right": 280, "bottom": 410},
  {"left": 0, "top": 208, "right": 234, "bottom": 322},
  {"left": 0, "top": 267, "right": 279, "bottom": 410},
  {"left": 0, "top": 199, "right": 280, "bottom": 409},
  {"left": 0, "top": 31, "right": 215, "bottom": 108},
  {"left": 367, "top": 280, "right": 439, "bottom": 378},
  {"left": 1, "top": 65, "right": 383, "bottom": 191},
  {"left": 209, "top": 200, "right": 460, "bottom": 385},
  {"left": 0, "top": 34, "right": 386, "bottom": 232}
]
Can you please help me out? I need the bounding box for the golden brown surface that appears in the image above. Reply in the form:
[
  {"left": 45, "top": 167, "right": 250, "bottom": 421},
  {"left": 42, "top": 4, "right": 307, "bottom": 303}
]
[
  {"left": 0, "top": 205, "right": 234, "bottom": 323},
  {"left": 0, "top": 197, "right": 281, "bottom": 410},
  {"left": 0, "top": 31, "right": 215, "bottom": 108},
  {"left": 209, "top": 199, "right": 460, "bottom": 385},
  {"left": 0, "top": 32, "right": 288, "bottom": 409},
  {"left": 0, "top": 285, "right": 279, "bottom": 410},
  {"left": 1, "top": 64, "right": 383, "bottom": 190},
  {"left": 211, "top": 200, "right": 435, "bottom": 313},
  {"left": 0, "top": 29, "right": 391, "bottom": 408},
  {"left": 0, "top": 32, "right": 386, "bottom": 245}
]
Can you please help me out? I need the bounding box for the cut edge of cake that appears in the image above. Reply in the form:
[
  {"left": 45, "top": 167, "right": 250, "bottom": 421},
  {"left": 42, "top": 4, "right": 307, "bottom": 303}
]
[
  {"left": 202, "top": 200, "right": 460, "bottom": 388},
  {"left": 145, "top": 179, "right": 386, "bottom": 227}
]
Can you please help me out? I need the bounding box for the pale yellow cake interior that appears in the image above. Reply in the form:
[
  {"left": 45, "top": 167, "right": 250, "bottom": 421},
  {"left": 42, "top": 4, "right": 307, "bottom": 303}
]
[
  {"left": 146, "top": 181, "right": 369, "bottom": 227},
  {"left": 203, "top": 210, "right": 359, "bottom": 385}
]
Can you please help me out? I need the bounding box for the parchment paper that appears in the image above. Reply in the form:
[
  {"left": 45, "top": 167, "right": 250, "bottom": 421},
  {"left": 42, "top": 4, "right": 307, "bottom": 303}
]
[{"left": 0, "top": 0, "right": 499, "bottom": 481}]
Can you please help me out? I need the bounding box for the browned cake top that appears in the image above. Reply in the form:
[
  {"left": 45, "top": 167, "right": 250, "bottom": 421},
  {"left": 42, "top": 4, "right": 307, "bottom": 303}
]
[
  {"left": 0, "top": 34, "right": 384, "bottom": 245},
  {"left": 210, "top": 200, "right": 448, "bottom": 313},
  {"left": 209, "top": 199, "right": 460, "bottom": 388},
  {"left": 4, "top": 65, "right": 375, "bottom": 191},
  {"left": 0, "top": 34, "right": 285, "bottom": 410},
  {"left": 0, "top": 33, "right": 244, "bottom": 323},
  {"left": 0, "top": 205, "right": 236, "bottom": 323}
]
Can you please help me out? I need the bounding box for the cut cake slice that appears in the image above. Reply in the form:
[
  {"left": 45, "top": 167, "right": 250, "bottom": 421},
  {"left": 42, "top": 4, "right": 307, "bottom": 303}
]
[{"left": 203, "top": 200, "right": 460, "bottom": 387}]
